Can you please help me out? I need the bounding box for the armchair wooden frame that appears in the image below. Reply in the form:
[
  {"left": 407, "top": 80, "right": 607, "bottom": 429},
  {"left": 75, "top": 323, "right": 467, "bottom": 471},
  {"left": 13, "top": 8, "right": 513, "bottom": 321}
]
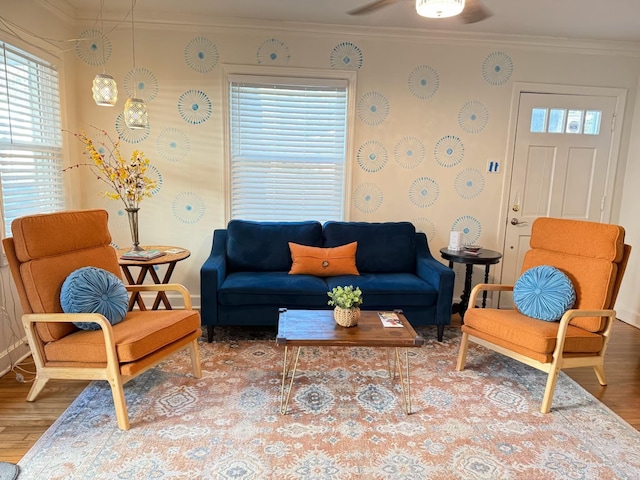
[
  {"left": 22, "top": 283, "right": 202, "bottom": 431},
  {"left": 456, "top": 283, "right": 617, "bottom": 414}
]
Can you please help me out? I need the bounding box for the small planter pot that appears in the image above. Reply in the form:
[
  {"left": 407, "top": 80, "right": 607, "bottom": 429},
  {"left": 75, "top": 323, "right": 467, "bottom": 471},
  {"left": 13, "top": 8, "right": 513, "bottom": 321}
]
[{"left": 333, "top": 307, "right": 361, "bottom": 327}]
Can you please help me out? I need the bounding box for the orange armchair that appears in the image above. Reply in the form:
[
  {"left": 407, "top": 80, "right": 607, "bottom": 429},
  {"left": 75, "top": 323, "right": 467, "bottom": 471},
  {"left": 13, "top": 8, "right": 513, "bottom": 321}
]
[
  {"left": 456, "top": 217, "right": 630, "bottom": 413},
  {"left": 2, "top": 209, "right": 202, "bottom": 430}
]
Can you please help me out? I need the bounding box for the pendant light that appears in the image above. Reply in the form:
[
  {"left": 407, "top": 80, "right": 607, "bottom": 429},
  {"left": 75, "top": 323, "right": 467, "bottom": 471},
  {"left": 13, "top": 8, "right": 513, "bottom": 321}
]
[
  {"left": 416, "top": 0, "right": 465, "bottom": 19},
  {"left": 123, "top": 0, "right": 148, "bottom": 129},
  {"left": 92, "top": 0, "right": 117, "bottom": 106}
]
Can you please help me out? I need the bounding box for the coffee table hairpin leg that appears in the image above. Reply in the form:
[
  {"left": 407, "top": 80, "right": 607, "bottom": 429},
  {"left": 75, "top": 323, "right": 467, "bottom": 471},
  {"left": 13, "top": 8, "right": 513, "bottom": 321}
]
[
  {"left": 280, "top": 346, "right": 301, "bottom": 415},
  {"left": 387, "top": 347, "right": 412, "bottom": 415}
]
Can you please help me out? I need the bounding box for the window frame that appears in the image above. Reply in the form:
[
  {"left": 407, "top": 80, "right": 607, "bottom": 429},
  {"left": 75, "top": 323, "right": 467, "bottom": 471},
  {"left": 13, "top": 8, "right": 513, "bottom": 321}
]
[{"left": 222, "top": 64, "right": 357, "bottom": 223}]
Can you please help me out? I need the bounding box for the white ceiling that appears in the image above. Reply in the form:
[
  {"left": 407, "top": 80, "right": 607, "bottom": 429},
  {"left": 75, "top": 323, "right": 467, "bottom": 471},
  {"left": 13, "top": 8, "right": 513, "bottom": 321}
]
[{"left": 62, "top": 0, "right": 640, "bottom": 44}]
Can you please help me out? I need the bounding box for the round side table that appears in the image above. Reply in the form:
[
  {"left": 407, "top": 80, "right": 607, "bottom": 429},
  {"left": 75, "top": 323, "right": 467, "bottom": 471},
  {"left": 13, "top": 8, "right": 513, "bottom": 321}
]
[
  {"left": 117, "top": 245, "right": 190, "bottom": 311},
  {"left": 439, "top": 247, "right": 502, "bottom": 321}
]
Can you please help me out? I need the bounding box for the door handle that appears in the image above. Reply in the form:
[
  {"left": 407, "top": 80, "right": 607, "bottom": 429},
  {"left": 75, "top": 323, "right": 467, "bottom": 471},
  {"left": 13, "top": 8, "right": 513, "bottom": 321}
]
[{"left": 510, "top": 217, "right": 528, "bottom": 226}]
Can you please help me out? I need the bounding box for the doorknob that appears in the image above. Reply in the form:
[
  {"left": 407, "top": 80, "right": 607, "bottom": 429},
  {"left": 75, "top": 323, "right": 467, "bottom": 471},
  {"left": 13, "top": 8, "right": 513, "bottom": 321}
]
[{"left": 510, "top": 217, "right": 528, "bottom": 226}]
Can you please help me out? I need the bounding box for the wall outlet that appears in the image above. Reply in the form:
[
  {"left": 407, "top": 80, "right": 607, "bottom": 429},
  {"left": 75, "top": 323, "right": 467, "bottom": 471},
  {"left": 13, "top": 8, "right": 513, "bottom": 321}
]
[{"left": 487, "top": 159, "right": 501, "bottom": 174}]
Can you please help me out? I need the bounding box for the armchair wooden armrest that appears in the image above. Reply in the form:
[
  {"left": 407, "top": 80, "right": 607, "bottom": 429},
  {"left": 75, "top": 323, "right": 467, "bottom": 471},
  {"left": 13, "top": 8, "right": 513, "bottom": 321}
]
[{"left": 467, "top": 283, "right": 514, "bottom": 309}]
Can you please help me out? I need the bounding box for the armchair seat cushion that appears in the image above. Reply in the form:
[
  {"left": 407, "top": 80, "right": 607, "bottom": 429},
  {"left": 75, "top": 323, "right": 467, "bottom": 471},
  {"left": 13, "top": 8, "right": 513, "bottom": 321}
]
[
  {"left": 43, "top": 310, "right": 201, "bottom": 364},
  {"left": 463, "top": 308, "right": 604, "bottom": 363}
]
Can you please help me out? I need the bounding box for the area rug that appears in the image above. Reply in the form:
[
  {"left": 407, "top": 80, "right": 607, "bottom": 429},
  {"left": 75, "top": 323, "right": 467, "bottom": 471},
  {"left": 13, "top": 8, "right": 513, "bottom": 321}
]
[{"left": 18, "top": 327, "right": 640, "bottom": 479}]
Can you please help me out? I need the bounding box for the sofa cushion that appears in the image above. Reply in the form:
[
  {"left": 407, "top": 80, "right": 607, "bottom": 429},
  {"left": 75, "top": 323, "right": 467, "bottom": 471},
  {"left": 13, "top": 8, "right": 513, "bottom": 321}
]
[
  {"left": 326, "top": 273, "right": 437, "bottom": 307},
  {"left": 219, "top": 272, "right": 329, "bottom": 307},
  {"left": 227, "top": 220, "right": 322, "bottom": 272},
  {"left": 322, "top": 222, "right": 416, "bottom": 273},
  {"left": 289, "top": 242, "right": 359, "bottom": 277}
]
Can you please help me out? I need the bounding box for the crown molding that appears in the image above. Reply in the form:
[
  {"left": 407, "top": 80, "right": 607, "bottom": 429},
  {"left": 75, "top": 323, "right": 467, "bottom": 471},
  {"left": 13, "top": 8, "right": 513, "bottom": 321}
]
[{"left": 50, "top": 2, "right": 640, "bottom": 58}]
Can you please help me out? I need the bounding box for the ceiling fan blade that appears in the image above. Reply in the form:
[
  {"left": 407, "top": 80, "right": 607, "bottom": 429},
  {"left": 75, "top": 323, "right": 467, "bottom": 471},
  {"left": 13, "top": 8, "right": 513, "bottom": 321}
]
[
  {"left": 460, "top": 0, "right": 492, "bottom": 24},
  {"left": 347, "top": 0, "right": 403, "bottom": 16}
]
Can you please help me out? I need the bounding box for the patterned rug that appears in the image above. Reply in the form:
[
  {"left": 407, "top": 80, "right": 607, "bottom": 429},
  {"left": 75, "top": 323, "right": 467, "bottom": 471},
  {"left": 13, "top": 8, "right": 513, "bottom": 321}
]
[{"left": 18, "top": 327, "right": 640, "bottom": 479}]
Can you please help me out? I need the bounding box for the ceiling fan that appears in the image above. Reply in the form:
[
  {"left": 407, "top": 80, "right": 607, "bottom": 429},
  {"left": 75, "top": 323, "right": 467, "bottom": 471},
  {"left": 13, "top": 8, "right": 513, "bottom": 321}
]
[{"left": 348, "top": 0, "right": 492, "bottom": 24}]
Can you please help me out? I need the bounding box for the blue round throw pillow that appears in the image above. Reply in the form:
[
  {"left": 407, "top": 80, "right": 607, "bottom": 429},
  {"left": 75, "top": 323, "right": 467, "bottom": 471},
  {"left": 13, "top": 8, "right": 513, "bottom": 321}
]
[
  {"left": 513, "top": 265, "right": 576, "bottom": 322},
  {"left": 61, "top": 267, "right": 128, "bottom": 331}
]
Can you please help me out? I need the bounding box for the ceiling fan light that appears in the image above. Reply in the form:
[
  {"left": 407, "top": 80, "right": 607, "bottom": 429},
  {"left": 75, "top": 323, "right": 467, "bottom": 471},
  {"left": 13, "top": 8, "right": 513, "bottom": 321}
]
[
  {"left": 124, "top": 97, "right": 148, "bottom": 129},
  {"left": 416, "top": 0, "right": 465, "bottom": 19},
  {"left": 92, "top": 73, "right": 118, "bottom": 106}
]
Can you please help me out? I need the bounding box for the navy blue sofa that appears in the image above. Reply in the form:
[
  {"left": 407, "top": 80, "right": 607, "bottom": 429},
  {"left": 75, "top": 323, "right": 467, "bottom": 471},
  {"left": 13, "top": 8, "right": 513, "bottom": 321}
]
[{"left": 200, "top": 220, "right": 455, "bottom": 341}]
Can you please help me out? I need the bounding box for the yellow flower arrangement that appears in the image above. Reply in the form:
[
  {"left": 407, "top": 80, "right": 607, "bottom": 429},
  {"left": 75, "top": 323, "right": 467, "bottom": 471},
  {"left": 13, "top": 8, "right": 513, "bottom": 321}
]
[{"left": 65, "top": 126, "right": 157, "bottom": 210}]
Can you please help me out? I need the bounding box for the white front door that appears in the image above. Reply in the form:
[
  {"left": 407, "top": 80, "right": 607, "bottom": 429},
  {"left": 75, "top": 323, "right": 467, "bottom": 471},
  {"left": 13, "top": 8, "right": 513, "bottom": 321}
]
[{"left": 500, "top": 91, "right": 620, "bottom": 304}]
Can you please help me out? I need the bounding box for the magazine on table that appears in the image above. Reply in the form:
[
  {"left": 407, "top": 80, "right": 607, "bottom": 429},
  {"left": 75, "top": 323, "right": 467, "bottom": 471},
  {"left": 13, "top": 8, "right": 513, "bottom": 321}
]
[
  {"left": 378, "top": 311, "right": 404, "bottom": 327},
  {"left": 120, "top": 249, "right": 165, "bottom": 261}
]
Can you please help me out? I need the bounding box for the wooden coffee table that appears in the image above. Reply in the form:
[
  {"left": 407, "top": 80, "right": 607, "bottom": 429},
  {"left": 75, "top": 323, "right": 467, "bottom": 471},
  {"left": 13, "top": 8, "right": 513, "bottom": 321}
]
[{"left": 276, "top": 309, "right": 424, "bottom": 415}]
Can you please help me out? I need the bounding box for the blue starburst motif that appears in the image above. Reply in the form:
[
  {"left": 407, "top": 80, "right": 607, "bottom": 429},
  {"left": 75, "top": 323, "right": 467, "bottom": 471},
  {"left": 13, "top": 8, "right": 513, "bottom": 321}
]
[
  {"left": 412, "top": 217, "right": 436, "bottom": 242},
  {"left": 257, "top": 38, "right": 290, "bottom": 65},
  {"left": 482, "top": 51, "right": 514, "bottom": 86},
  {"left": 185, "top": 37, "right": 219, "bottom": 73},
  {"left": 330, "top": 42, "right": 363, "bottom": 70},
  {"left": 409, "top": 177, "right": 439, "bottom": 208},
  {"left": 124, "top": 67, "right": 159, "bottom": 103},
  {"left": 408, "top": 65, "right": 440, "bottom": 99},
  {"left": 177, "top": 90, "right": 212, "bottom": 125},
  {"left": 357, "top": 141, "right": 388, "bottom": 173},
  {"left": 75, "top": 29, "right": 111, "bottom": 66},
  {"left": 172, "top": 192, "right": 205, "bottom": 224},
  {"left": 455, "top": 168, "right": 485, "bottom": 199},
  {"left": 357, "top": 92, "right": 389, "bottom": 126},
  {"left": 458, "top": 100, "right": 489, "bottom": 134},
  {"left": 115, "top": 113, "right": 149, "bottom": 144},
  {"left": 394, "top": 137, "right": 425, "bottom": 169},
  {"left": 452, "top": 215, "right": 482, "bottom": 245},
  {"left": 156, "top": 128, "right": 190, "bottom": 163},
  {"left": 434, "top": 135, "right": 465, "bottom": 168},
  {"left": 145, "top": 164, "right": 162, "bottom": 196},
  {"left": 353, "top": 183, "right": 383, "bottom": 213}
]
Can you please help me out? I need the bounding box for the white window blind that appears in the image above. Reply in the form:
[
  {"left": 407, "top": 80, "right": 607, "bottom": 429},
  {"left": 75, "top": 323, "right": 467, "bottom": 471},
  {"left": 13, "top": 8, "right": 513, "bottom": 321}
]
[
  {"left": 229, "top": 76, "right": 348, "bottom": 222},
  {"left": 0, "top": 41, "right": 64, "bottom": 237}
]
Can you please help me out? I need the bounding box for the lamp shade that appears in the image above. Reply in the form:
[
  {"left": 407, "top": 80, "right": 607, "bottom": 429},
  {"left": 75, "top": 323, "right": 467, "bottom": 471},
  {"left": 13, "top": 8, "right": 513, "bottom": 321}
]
[
  {"left": 92, "top": 74, "right": 118, "bottom": 106},
  {"left": 124, "top": 97, "right": 148, "bottom": 129},
  {"left": 416, "top": 0, "right": 465, "bottom": 18}
]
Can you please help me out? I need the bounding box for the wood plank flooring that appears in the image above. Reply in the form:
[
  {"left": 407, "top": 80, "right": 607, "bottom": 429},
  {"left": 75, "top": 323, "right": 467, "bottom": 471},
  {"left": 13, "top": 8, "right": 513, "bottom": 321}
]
[{"left": 1, "top": 320, "right": 639, "bottom": 464}]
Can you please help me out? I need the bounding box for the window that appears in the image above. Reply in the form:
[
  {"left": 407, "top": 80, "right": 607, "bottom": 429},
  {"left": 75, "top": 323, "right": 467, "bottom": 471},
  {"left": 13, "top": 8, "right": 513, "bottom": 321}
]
[
  {"left": 529, "top": 107, "right": 602, "bottom": 136},
  {"left": 227, "top": 70, "right": 354, "bottom": 223},
  {"left": 0, "top": 41, "right": 64, "bottom": 237}
]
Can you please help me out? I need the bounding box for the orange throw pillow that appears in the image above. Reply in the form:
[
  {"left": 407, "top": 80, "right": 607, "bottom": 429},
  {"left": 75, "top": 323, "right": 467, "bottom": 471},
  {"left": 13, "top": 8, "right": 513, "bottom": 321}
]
[{"left": 289, "top": 242, "right": 359, "bottom": 277}]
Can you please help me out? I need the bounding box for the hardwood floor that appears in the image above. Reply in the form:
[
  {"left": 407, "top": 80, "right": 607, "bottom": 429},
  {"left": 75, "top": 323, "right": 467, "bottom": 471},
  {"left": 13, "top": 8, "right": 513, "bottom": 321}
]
[{"left": 1, "top": 320, "right": 639, "bottom": 464}]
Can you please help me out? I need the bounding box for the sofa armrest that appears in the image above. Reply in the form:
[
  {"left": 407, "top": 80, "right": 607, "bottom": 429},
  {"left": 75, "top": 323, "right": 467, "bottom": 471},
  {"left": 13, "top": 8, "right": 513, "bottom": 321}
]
[
  {"left": 200, "top": 229, "right": 228, "bottom": 326},
  {"left": 415, "top": 233, "right": 455, "bottom": 325}
]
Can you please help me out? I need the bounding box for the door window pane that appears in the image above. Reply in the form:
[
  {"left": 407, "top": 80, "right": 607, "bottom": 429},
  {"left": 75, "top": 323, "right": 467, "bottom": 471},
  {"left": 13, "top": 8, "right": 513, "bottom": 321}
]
[
  {"left": 530, "top": 108, "right": 547, "bottom": 133},
  {"left": 584, "top": 110, "right": 602, "bottom": 135},
  {"left": 548, "top": 109, "right": 566, "bottom": 133},
  {"left": 566, "top": 110, "right": 584, "bottom": 134}
]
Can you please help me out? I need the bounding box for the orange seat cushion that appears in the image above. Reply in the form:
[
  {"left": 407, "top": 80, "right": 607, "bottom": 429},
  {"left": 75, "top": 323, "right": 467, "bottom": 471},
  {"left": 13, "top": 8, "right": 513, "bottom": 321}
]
[
  {"left": 288, "top": 242, "right": 359, "bottom": 277},
  {"left": 43, "top": 310, "right": 200, "bottom": 364},
  {"left": 463, "top": 307, "right": 604, "bottom": 363}
]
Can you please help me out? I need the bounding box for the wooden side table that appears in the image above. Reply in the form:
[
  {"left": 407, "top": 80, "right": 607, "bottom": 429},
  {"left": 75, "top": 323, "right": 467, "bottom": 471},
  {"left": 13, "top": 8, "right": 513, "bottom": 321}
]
[
  {"left": 439, "top": 247, "right": 502, "bottom": 321},
  {"left": 117, "top": 245, "right": 190, "bottom": 311}
]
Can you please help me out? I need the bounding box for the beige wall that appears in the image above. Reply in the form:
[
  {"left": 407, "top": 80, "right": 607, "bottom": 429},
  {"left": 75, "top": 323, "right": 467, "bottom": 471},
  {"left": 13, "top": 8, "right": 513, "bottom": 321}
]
[{"left": 1, "top": 2, "right": 639, "bottom": 359}]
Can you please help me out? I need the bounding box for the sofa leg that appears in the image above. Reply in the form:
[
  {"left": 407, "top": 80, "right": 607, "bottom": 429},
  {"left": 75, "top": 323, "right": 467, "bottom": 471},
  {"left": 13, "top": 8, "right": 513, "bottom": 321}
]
[
  {"left": 437, "top": 324, "right": 444, "bottom": 342},
  {"left": 207, "top": 325, "right": 214, "bottom": 343}
]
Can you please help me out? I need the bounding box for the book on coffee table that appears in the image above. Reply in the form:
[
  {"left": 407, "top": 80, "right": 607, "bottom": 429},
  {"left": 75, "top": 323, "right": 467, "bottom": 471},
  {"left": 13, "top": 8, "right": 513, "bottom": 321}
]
[
  {"left": 120, "top": 249, "right": 165, "bottom": 261},
  {"left": 378, "top": 311, "right": 404, "bottom": 327}
]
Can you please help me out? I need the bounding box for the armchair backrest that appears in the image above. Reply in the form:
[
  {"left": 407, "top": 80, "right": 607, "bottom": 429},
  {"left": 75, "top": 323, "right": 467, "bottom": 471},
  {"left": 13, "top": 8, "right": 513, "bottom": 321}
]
[
  {"left": 2, "top": 209, "right": 121, "bottom": 342},
  {"left": 522, "top": 217, "right": 629, "bottom": 332}
]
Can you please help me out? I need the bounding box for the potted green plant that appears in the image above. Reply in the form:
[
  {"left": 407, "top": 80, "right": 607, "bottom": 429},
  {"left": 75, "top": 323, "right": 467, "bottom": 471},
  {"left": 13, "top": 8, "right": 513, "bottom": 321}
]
[{"left": 327, "top": 285, "right": 363, "bottom": 327}]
